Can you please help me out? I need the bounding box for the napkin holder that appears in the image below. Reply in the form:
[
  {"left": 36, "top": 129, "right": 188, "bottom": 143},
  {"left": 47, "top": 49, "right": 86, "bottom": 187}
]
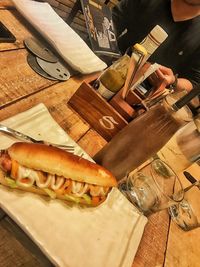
[{"left": 68, "top": 71, "right": 166, "bottom": 141}]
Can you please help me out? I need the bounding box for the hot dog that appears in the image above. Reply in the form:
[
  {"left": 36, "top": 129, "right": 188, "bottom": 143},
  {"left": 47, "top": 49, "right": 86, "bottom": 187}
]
[{"left": 0, "top": 142, "right": 117, "bottom": 206}]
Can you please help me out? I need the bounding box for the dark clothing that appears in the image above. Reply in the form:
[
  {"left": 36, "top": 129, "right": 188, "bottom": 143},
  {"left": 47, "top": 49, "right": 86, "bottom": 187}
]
[{"left": 112, "top": 0, "right": 200, "bottom": 86}]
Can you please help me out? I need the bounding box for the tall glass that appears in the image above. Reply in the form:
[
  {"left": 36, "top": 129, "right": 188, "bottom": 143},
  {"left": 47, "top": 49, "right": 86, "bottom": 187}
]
[{"left": 94, "top": 94, "right": 192, "bottom": 180}]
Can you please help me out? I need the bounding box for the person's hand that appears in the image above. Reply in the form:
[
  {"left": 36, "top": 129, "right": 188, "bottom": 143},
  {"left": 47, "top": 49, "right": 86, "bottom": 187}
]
[
  {"left": 155, "top": 65, "right": 176, "bottom": 87},
  {"left": 147, "top": 65, "right": 176, "bottom": 90}
]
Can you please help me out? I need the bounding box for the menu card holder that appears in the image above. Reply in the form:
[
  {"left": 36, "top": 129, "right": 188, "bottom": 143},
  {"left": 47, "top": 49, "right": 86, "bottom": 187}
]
[{"left": 80, "top": 0, "right": 121, "bottom": 58}]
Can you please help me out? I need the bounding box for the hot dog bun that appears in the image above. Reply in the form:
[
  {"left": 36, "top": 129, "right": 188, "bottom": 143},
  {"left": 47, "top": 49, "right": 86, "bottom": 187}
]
[
  {"left": 0, "top": 142, "right": 117, "bottom": 206},
  {"left": 8, "top": 142, "right": 117, "bottom": 187}
]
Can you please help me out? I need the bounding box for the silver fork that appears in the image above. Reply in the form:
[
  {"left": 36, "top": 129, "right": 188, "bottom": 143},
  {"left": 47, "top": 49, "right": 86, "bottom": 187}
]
[{"left": 0, "top": 124, "right": 75, "bottom": 153}]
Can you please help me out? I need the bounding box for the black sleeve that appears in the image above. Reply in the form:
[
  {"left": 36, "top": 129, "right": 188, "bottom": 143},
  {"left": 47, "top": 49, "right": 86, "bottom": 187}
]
[
  {"left": 181, "top": 50, "right": 200, "bottom": 88},
  {"left": 112, "top": 0, "right": 138, "bottom": 37},
  {"left": 188, "top": 65, "right": 200, "bottom": 88}
]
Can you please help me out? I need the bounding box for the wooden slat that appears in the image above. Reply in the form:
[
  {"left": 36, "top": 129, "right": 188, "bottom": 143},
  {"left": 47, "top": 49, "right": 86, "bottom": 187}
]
[
  {"left": 54, "top": 6, "right": 70, "bottom": 19},
  {"left": 0, "top": 0, "right": 13, "bottom": 8},
  {"left": 78, "top": 128, "right": 107, "bottom": 157},
  {"left": 0, "top": 49, "right": 57, "bottom": 108},
  {"left": 0, "top": 9, "right": 33, "bottom": 51},
  {"left": 71, "top": 12, "right": 85, "bottom": 26},
  {"left": 0, "top": 217, "right": 53, "bottom": 267}
]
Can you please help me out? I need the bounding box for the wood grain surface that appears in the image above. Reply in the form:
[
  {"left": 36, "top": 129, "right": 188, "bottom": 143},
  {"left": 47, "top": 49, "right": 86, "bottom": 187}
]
[
  {"left": 0, "top": 49, "right": 57, "bottom": 108},
  {"left": 0, "top": 0, "right": 13, "bottom": 8},
  {"left": 0, "top": 2, "right": 200, "bottom": 267},
  {"left": 0, "top": 217, "right": 53, "bottom": 267},
  {"left": 164, "top": 165, "right": 200, "bottom": 267},
  {"left": 0, "top": 9, "right": 32, "bottom": 51}
]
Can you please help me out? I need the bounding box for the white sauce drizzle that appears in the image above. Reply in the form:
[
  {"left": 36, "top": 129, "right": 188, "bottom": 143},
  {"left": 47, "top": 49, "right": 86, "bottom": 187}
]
[
  {"left": 89, "top": 186, "right": 109, "bottom": 197},
  {"left": 72, "top": 181, "right": 82, "bottom": 194},
  {"left": 16, "top": 166, "right": 36, "bottom": 188},
  {"left": 16, "top": 165, "right": 108, "bottom": 197},
  {"left": 50, "top": 175, "right": 65, "bottom": 190},
  {"left": 35, "top": 173, "right": 51, "bottom": 188},
  {"left": 74, "top": 183, "right": 88, "bottom": 197},
  {"left": 89, "top": 186, "right": 101, "bottom": 197},
  {"left": 100, "top": 187, "right": 109, "bottom": 196}
]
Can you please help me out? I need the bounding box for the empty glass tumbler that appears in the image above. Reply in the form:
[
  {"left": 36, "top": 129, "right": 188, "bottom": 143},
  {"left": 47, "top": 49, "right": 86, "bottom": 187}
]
[
  {"left": 118, "top": 159, "right": 184, "bottom": 215},
  {"left": 169, "top": 182, "right": 200, "bottom": 231}
]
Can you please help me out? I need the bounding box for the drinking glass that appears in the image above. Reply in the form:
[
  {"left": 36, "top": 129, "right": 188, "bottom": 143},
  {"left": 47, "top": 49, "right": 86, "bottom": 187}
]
[
  {"left": 169, "top": 183, "right": 200, "bottom": 231},
  {"left": 118, "top": 159, "right": 184, "bottom": 215}
]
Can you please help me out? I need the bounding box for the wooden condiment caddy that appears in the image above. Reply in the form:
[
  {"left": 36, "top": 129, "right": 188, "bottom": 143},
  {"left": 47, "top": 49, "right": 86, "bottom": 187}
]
[{"left": 68, "top": 64, "right": 167, "bottom": 141}]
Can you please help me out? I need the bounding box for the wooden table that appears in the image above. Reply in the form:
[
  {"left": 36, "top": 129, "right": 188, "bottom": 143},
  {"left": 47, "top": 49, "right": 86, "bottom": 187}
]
[{"left": 0, "top": 1, "right": 200, "bottom": 267}]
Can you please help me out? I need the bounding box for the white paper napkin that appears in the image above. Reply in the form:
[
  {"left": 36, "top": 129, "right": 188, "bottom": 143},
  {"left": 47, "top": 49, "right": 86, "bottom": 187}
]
[
  {"left": 0, "top": 103, "right": 147, "bottom": 267},
  {"left": 12, "top": 0, "right": 107, "bottom": 74}
]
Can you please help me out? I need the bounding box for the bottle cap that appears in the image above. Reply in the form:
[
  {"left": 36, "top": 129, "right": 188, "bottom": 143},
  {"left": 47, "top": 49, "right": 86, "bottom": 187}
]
[
  {"left": 150, "top": 25, "right": 168, "bottom": 45},
  {"left": 133, "top": 43, "right": 148, "bottom": 56}
]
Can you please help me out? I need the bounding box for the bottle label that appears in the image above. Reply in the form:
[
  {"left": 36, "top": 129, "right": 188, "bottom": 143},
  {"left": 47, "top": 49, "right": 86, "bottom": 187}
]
[{"left": 96, "top": 82, "right": 115, "bottom": 100}]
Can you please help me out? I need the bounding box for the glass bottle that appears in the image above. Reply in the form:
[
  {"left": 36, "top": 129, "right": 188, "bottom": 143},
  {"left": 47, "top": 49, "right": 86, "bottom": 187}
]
[
  {"left": 96, "top": 54, "right": 130, "bottom": 100},
  {"left": 140, "top": 25, "right": 168, "bottom": 61}
]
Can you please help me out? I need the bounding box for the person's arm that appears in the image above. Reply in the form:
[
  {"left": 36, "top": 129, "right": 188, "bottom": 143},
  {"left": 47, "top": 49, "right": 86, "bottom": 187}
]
[{"left": 175, "top": 78, "right": 193, "bottom": 92}]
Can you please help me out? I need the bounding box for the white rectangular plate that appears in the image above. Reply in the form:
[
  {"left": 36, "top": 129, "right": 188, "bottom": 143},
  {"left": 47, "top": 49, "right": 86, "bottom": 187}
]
[{"left": 0, "top": 103, "right": 147, "bottom": 267}]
